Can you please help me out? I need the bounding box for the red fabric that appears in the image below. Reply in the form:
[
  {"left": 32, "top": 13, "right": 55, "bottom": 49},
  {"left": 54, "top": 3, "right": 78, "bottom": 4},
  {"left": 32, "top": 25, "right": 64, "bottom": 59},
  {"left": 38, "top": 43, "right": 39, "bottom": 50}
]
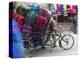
[
  {"left": 13, "top": 12, "right": 25, "bottom": 31},
  {"left": 13, "top": 12, "right": 25, "bottom": 24},
  {"left": 34, "top": 15, "right": 48, "bottom": 32},
  {"left": 12, "top": 12, "right": 33, "bottom": 35}
]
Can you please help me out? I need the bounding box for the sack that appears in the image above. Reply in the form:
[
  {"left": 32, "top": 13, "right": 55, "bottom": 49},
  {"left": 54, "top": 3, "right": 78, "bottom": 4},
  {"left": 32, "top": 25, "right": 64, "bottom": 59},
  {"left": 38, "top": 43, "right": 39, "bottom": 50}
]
[
  {"left": 13, "top": 12, "right": 25, "bottom": 31},
  {"left": 39, "top": 8, "right": 51, "bottom": 20},
  {"left": 34, "top": 15, "right": 48, "bottom": 32},
  {"left": 25, "top": 11, "right": 38, "bottom": 26},
  {"left": 22, "top": 24, "right": 32, "bottom": 35},
  {"left": 16, "top": 6, "right": 30, "bottom": 16},
  {"left": 31, "top": 3, "right": 40, "bottom": 10},
  {"left": 13, "top": 12, "right": 25, "bottom": 24},
  {"left": 31, "top": 3, "right": 40, "bottom": 14}
]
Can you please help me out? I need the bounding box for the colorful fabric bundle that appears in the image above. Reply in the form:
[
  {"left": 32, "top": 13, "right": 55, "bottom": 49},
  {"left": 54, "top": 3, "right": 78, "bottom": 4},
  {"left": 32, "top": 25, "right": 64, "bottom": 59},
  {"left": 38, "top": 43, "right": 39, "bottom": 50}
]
[
  {"left": 68, "top": 5, "right": 77, "bottom": 14},
  {"left": 39, "top": 8, "right": 51, "bottom": 20},
  {"left": 13, "top": 12, "right": 25, "bottom": 31},
  {"left": 49, "top": 4, "right": 56, "bottom": 14},
  {"left": 67, "top": 5, "right": 77, "bottom": 16},
  {"left": 72, "top": 5, "right": 77, "bottom": 13},
  {"left": 57, "top": 4, "right": 64, "bottom": 15},
  {"left": 67, "top": 6, "right": 73, "bottom": 14},
  {"left": 34, "top": 15, "right": 48, "bottom": 32},
  {"left": 31, "top": 3, "right": 40, "bottom": 10},
  {"left": 31, "top": 11, "right": 51, "bottom": 47},
  {"left": 25, "top": 3, "right": 40, "bottom": 26},
  {"left": 57, "top": 4, "right": 61, "bottom": 14},
  {"left": 60, "top": 5, "right": 64, "bottom": 15},
  {"left": 12, "top": 3, "right": 52, "bottom": 48},
  {"left": 16, "top": 6, "right": 30, "bottom": 16},
  {"left": 25, "top": 10, "right": 38, "bottom": 26},
  {"left": 31, "top": 3, "right": 40, "bottom": 14}
]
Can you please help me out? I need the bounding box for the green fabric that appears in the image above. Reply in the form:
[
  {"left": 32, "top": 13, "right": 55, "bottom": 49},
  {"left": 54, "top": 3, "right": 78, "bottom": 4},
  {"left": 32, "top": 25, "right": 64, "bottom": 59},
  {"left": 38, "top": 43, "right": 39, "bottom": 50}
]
[{"left": 16, "top": 6, "right": 31, "bottom": 16}]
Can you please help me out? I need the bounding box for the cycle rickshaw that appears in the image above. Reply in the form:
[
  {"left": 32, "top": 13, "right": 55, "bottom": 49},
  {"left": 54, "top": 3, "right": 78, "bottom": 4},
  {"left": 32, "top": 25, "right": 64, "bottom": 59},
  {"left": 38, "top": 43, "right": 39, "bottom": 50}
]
[{"left": 23, "top": 22, "right": 74, "bottom": 57}]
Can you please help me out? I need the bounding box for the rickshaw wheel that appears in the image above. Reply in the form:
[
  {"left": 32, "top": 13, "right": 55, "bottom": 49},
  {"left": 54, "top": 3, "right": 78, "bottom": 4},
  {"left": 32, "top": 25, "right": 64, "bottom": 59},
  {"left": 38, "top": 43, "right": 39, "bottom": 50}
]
[{"left": 61, "top": 34, "right": 74, "bottom": 50}]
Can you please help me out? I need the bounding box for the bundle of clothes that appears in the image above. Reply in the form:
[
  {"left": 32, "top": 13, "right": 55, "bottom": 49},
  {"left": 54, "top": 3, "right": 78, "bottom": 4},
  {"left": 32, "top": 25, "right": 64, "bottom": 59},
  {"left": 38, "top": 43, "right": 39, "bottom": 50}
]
[{"left": 12, "top": 3, "right": 52, "bottom": 48}]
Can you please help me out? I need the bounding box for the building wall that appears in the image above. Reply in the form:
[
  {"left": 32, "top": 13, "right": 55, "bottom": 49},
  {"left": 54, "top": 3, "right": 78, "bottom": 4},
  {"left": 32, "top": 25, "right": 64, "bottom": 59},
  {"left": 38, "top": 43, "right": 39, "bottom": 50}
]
[{"left": 58, "top": 23, "right": 72, "bottom": 31}]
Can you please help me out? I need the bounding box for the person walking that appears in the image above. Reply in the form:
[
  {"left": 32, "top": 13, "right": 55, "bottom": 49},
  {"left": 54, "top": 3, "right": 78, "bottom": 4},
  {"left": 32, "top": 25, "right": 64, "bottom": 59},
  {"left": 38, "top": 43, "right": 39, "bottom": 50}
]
[
  {"left": 42, "top": 13, "right": 58, "bottom": 48},
  {"left": 72, "top": 15, "right": 78, "bottom": 34}
]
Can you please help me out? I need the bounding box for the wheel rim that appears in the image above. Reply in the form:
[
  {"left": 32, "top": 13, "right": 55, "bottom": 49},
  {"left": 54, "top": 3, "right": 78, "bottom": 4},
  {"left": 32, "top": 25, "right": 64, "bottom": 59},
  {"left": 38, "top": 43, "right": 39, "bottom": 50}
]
[{"left": 61, "top": 34, "right": 74, "bottom": 50}]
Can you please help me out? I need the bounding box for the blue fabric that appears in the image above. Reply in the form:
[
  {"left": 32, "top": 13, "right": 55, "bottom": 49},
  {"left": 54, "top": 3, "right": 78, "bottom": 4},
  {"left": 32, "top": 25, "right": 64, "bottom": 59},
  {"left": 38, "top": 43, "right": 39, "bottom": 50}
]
[
  {"left": 12, "top": 19, "right": 24, "bottom": 58},
  {"left": 25, "top": 11, "right": 38, "bottom": 26},
  {"left": 31, "top": 3, "right": 40, "bottom": 10},
  {"left": 49, "top": 4, "right": 56, "bottom": 14},
  {"left": 31, "top": 3, "right": 40, "bottom": 14},
  {"left": 60, "top": 5, "right": 64, "bottom": 15}
]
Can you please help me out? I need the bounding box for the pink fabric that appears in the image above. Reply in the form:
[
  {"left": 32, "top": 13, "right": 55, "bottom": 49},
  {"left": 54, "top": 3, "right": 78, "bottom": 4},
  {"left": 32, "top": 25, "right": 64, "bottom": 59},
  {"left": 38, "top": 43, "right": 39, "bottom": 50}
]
[
  {"left": 68, "top": 5, "right": 77, "bottom": 14},
  {"left": 57, "top": 4, "right": 60, "bottom": 13},
  {"left": 72, "top": 5, "right": 77, "bottom": 13},
  {"left": 39, "top": 8, "right": 51, "bottom": 20}
]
